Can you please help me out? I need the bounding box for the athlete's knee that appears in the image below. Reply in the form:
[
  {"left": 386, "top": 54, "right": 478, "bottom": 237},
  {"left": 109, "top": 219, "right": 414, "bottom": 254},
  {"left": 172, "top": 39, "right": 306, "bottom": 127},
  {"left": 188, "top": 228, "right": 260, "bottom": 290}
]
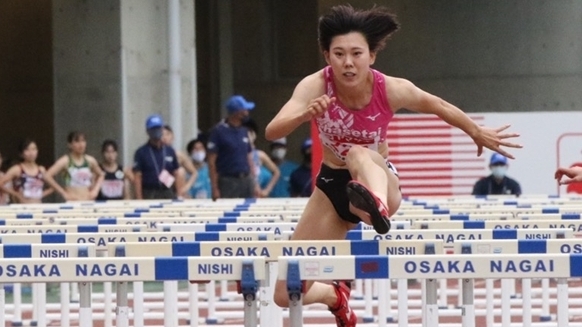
[
  {"left": 346, "top": 145, "right": 383, "bottom": 168},
  {"left": 273, "top": 288, "right": 290, "bottom": 308},
  {"left": 345, "top": 145, "right": 368, "bottom": 166}
]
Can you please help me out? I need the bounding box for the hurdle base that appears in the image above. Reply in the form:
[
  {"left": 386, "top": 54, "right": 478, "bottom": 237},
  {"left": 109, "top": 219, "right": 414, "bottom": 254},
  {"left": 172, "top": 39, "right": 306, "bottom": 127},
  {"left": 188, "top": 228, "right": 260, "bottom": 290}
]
[
  {"left": 11, "top": 322, "right": 23, "bottom": 327},
  {"left": 354, "top": 296, "right": 364, "bottom": 300},
  {"left": 386, "top": 317, "right": 395, "bottom": 323},
  {"left": 363, "top": 317, "right": 375, "bottom": 323},
  {"left": 539, "top": 315, "right": 552, "bottom": 322},
  {"left": 30, "top": 322, "right": 37, "bottom": 327},
  {"left": 219, "top": 298, "right": 231, "bottom": 302}
]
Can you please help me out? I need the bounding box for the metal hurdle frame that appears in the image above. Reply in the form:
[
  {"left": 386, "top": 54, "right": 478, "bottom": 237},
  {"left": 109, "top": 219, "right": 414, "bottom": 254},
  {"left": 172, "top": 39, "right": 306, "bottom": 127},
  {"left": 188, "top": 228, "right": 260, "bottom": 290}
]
[
  {"left": 0, "top": 244, "right": 97, "bottom": 327},
  {"left": 108, "top": 239, "right": 444, "bottom": 327},
  {"left": 0, "top": 256, "right": 265, "bottom": 327},
  {"left": 278, "top": 253, "right": 580, "bottom": 327}
]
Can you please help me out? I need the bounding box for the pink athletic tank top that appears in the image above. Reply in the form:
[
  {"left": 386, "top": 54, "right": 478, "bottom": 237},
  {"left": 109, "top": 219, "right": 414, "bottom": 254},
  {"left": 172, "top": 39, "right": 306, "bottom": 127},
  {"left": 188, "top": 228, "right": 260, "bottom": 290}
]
[{"left": 315, "top": 66, "right": 394, "bottom": 161}]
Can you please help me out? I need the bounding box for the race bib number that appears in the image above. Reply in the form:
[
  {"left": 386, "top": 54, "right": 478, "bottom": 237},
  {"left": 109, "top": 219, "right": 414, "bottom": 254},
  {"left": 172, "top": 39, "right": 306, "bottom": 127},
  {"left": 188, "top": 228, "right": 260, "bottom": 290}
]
[
  {"left": 101, "top": 180, "right": 124, "bottom": 198},
  {"left": 158, "top": 169, "right": 175, "bottom": 188}
]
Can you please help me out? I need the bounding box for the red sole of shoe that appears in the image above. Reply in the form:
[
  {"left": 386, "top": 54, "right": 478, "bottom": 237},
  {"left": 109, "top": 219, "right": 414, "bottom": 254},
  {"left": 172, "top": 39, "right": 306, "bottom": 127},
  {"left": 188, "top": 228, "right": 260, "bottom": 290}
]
[{"left": 346, "top": 181, "right": 391, "bottom": 234}]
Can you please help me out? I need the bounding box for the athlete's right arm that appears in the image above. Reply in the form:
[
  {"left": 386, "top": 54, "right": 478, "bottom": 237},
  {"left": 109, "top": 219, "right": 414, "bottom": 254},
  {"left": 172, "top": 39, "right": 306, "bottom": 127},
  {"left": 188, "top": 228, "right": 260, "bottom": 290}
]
[
  {"left": 0, "top": 166, "right": 24, "bottom": 202},
  {"left": 43, "top": 156, "right": 73, "bottom": 201},
  {"left": 265, "top": 71, "right": 332, "bottom": 141}
]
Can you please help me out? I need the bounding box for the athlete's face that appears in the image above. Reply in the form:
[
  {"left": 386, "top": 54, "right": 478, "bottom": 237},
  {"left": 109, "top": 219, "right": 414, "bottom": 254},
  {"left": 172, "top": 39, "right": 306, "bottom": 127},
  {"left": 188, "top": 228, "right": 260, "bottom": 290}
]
[
  {"left": 162, "top": 129, "right": 174, "bottom": 146},
  {"left": 21, "top": 142, "right": 38, "bottom": 162},
  {"left": 102, "top": 145, "right": 117, "bottom": 164},
  {"left": 69, "top": 137, "right": 87, "bottom": 155},
  {"left": 324, "top": 32, "right": 376, "bottom": 86}
]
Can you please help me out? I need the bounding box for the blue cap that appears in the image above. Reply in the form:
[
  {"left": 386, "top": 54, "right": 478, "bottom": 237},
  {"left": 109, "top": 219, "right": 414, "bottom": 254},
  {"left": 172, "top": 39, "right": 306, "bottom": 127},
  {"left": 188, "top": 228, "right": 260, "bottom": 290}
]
[
  {"left": 226, "top": 95, "right": 255, "bottom": 113},
  {"left": 301, "top": 138, "right": 312, "bottom": 151},
  {"left": 145, "top": 114, "right": 163, "bottom": 130},
  {"left": 490, "top": 153, "right": 508, "bottom": 165}
]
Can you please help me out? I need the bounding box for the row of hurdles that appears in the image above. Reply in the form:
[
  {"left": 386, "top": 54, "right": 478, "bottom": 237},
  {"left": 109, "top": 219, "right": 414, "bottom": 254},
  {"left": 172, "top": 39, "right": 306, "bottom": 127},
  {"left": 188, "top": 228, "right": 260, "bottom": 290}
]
[{"left": 0, "top": 195, "right": 582, "bottom": 327}]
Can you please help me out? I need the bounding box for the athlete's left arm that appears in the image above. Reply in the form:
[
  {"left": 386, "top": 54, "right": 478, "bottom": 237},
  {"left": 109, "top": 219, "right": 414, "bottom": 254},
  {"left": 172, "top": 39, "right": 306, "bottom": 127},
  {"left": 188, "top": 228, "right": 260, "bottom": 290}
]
[
  {"left": 88, "top": 156, "right": 105, "bottom": 200},
  {"left": 39, "top": 166, "right": 55, "bottom": 198},
  {"left": 384, "top": 76, "right": 522, "bottom": 159}
]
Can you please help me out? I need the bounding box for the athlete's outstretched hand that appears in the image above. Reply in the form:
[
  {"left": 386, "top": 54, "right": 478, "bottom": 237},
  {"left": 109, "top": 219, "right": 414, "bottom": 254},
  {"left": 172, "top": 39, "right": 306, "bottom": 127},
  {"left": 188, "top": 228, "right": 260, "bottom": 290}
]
[
  {"left": 301, "top": 95, "right": 336, "bottom": 122},
  {"left": 555, "top": 167, "right": 582, "bottom": 185},
  {"left": 472, "top": 124, "right": 522, "bottom": 159}
]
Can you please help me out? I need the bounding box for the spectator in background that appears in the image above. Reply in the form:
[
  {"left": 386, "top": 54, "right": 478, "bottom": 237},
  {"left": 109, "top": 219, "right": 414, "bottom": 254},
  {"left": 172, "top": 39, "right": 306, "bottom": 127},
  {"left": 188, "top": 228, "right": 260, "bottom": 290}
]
[
  {"left": 243, "top": 118, "right": 281, "bottom": 197},
  {"left": 162, "top": 125, "right": 198, "bottom": 198},
  {"left": 268, "top": 138, "right": 299, "bottom": 197},
  {"left": 555, "top": 166, "right": 582, "bottom": 185},
  {"left": 472, "top": 153, "right": 522, "bottom": 196},
  {"left": 0, "top": 151, "right": 9, "bottom": 205},
  {"left": 0, "top": 140, "right": 53, "bottom": 203},
  {"left": 132, "top": 114, "right": 182, "bottom": 199},
  {"left": 98, "top": 140, "right": 133, "bottom": 201},
  {"left": 207, "top": 95, "right": 259, "bottom": 200},
  {"left": 290, "top": 138, "right": 313, "bottom": 197},
  {"left": 44, "top": 131, "right": 105, "bottom": 201},
  {"left": 186, "top": 138, "right": 211, "bottom": 199}
]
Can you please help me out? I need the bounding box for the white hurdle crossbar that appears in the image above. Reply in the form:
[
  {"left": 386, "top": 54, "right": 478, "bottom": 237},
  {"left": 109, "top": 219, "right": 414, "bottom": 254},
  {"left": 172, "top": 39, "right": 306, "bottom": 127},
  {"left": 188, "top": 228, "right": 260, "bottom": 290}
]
[
  {"left": 278, "top": 253, "right": 581, "bottom": 327},
  {"left": 0, "top": 256, "right": 265, "bottom": 327}
]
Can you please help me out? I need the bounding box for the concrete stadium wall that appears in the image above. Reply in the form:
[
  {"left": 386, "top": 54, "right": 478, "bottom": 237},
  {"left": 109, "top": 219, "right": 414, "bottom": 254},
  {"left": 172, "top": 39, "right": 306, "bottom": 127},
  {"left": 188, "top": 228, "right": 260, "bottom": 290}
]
[
  {"left": 1, "top": 0, "right": 580, "bottom": 167},
  {"left": 0, "top": 0, "right": 54, "bottom": 168}
]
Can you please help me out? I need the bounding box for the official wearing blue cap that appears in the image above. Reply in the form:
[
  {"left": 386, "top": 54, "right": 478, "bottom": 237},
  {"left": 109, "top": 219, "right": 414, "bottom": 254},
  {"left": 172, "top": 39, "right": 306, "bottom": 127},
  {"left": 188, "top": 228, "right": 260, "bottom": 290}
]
[
  {"left": 207, "top": 95, "right": 258, "bottom": 200},
  {"left": 132, "top": 114, "right": 181, "bottom": 199},
  {"left": 472, "top": 153, "right": 521, "bottom": 196}
]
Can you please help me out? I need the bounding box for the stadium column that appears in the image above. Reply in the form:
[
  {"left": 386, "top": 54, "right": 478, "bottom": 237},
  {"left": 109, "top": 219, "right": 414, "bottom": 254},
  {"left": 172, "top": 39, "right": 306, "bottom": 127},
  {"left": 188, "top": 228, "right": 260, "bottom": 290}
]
[{"left": 52, "top": 0, "right": 197, "bottom": 165}]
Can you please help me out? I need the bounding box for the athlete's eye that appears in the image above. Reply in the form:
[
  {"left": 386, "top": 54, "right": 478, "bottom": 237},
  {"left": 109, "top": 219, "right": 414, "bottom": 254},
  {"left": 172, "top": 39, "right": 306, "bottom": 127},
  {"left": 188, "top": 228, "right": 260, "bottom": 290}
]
[{"left": 334, "top": 52, "right": 343, "bottom": 57}]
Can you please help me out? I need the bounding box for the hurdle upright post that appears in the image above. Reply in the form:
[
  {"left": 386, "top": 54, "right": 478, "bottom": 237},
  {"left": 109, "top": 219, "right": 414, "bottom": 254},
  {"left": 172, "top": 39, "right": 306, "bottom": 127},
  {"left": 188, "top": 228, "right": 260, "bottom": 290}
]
[
  {"left": 0, "top": 282, "right": 5, "bottom": 327},
  {"left": 423, "top": 244, "right": 438, "bottom": 327},
  {"left": 78, "top": 246, "right": 93, "bottom": 327},
  {"left": 460, "top": 244, "right": 475, "bottom": 327},
  {"left": 286, "top": 260, "right": 303, "bottom": 327},
  {"left": 239, "top": 260, "right": 258, "bottom": 327},
  {"left": 114, "top": 245, "right": 130, "bottom": 327}
]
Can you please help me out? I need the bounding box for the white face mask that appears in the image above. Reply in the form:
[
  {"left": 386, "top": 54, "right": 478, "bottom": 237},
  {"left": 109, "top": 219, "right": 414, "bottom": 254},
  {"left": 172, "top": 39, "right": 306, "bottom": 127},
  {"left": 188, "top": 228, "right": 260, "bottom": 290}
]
[
  {"left": 491, "top": 166, "right": 507, "bottom": 178},
  {"left": 271, "top": 148, "right": 286, "bottom": 160},
  {"left": 191, "top": 151, "right": 206, "bottom": 163}
]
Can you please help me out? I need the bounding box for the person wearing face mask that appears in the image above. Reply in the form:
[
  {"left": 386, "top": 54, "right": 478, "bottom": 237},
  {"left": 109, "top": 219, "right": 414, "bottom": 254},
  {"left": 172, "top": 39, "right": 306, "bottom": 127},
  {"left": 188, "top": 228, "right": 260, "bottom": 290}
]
[
  {"left": 290, "top": 138, "right": 313, "bottom": 197},
  {"left": 472, "top": 153, "right": 522, "bottom": 196},
  {"left": 132, "top": 114, "right": 182, "bottom": 199},
  {"left": 207, "top": 95, "right": 260, "bottom": 200},
  {"left": 186, "top": 138, "right": 212, "bottom": 199},
  {"left": 268, "top": 138, "right": 299, "bottom": 197}
]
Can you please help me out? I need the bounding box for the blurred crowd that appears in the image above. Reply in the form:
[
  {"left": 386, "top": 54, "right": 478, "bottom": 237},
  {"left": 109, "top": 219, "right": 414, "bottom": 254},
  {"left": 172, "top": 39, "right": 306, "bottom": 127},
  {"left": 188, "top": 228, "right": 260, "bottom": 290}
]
[{"left": 0, "top": 95, "right": 313, "bottom": 204}]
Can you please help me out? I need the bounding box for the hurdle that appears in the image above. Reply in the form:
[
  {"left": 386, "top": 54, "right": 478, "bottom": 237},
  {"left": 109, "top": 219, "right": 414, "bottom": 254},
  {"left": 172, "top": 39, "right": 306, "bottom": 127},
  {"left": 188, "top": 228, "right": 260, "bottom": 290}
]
[
  {"left": 0, "top": 256, "right": 265, "bottom": 327},
  {"left": 278, "top": 253, "right": 579, "bottom": 327},
  {"left": 107, "top": 239, "right": 443, "bottom": 326},
  {"left": 0, "top": 243, "right": 96, "bottom": 327},
  {"left": 454, "top": 239, "right": 582, "bottom": 326}
]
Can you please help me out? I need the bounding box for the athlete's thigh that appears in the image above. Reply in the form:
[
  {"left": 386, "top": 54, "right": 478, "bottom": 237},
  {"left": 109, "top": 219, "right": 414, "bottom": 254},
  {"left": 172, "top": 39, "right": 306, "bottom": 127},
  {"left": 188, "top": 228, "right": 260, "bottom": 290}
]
[
  {"left": 362, "top": 149, "right": 402, "bottom": 216},
  {"left": 291, "top": 187, "right": 356, "bottom": 241}
]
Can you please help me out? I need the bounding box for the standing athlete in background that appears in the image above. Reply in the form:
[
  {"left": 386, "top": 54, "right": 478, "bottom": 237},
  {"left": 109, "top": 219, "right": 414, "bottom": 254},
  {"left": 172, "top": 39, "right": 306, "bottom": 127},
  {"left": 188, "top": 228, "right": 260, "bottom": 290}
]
[
  {"left": 44, "top": 131, "right": 104, "bottom": 201},
  {"left": 266, "top": 5, "right": 522, "bottom": 326}
]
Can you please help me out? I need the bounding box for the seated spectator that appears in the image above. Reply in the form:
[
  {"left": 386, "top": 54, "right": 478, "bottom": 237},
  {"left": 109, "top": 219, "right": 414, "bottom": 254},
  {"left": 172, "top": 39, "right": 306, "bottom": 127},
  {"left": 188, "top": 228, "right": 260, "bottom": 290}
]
[
  {"left": 186, "top": 138, "right": 212, "bottom": 199},
  {"left": 472, "top": 153, "right": 521, "bottom": 196},
  {"left": 290, "top": 138, "right": 313, "bottom": 197}
]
